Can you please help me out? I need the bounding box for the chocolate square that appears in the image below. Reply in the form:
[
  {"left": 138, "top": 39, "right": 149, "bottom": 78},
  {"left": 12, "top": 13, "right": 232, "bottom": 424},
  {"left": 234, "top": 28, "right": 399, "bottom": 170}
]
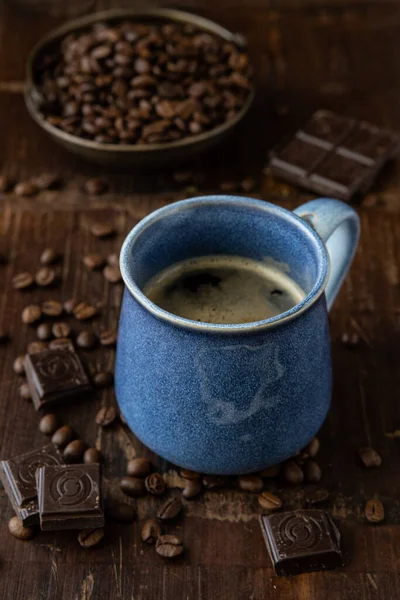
[
  {"left": 24, "top": 347, "right": 91, "bottom": 411},
  {"left": 0, "top": 444, "right": 64, "bottom": 526},
  {"left": 36, "top": 463, "right": 104, "bottom": 530},
  {"left": 259, "top": 510, "right": 343, "bottom": 576}
]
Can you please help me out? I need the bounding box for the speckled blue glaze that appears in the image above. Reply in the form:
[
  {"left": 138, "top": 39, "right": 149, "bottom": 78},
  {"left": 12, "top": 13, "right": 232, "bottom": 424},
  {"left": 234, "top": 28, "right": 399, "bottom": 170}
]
[{"left": 116, "top": 196, "right": 360, "bottom": 474}]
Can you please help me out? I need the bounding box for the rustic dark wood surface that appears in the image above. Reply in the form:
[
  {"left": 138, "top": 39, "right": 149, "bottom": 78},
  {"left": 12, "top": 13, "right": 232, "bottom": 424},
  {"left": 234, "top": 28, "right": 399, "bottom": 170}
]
[{"left": 1, "top": 1, "right": 400, "bottom": 599}]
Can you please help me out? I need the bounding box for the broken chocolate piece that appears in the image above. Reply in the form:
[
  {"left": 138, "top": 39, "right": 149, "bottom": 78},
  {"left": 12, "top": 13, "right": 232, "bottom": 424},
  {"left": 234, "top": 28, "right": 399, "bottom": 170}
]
[
  {"left": 259, "top": 510, "right": 343, "bottom": 576},
  {"left": 0, "top": 444, "right": 64, "bottom": 526}
]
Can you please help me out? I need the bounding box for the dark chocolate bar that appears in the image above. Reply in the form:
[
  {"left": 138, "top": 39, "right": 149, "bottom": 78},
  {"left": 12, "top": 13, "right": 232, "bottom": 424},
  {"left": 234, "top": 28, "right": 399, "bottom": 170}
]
[
  {"left": 259, "top": 510, "right": 343, "bottom": 576},
  {"left": 36, "top": 463, "right": 104, "bottom": 530},
  {"left": 0, "top": 444, "right": 64, "bottom": 526},
  {"left": 24, "top": 347, "right": 91, "bottom": 410},
  {"left": 269, "top": 110, "right": 400, "bottom": 201}
]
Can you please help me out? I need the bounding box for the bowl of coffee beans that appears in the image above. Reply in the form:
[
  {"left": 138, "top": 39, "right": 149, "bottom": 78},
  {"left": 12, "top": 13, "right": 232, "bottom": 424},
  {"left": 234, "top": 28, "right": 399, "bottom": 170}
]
[{"left": 25, "top": 8, "right": 254, "bottom": 166}]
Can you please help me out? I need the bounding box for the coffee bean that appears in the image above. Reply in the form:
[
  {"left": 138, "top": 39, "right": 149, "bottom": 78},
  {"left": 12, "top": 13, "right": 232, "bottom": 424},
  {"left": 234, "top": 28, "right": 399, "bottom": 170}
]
[
  {"left": 182, "top": 479, "right": 203, "bottom": 499},
  {"left": 304, "top": 488, "right": 330, "bottom": 505},
  {"left": 52, "top": 322, "right": 71, "bottom": 339},
  {"left": 120, "top": 476, "right": 146, "bottom": 497},
  {"left": 238, "top": 475, "right": 263, "bottom": 493},
  {"left": 202, "top": 475, "right": 226, "bottom": 489},
  {"left": 341, "top": 332, "right": 359, "bottom": 347},
  {"left": 64, "top": 298, "right": 77, "bottom": 314},
  {"left": 180, "top": 468, "right": 202, "bottom": 480},
  {"left": 93, "top": 371, "right": 114, "bottom": 388},
  {"left": 283, "top": 461, "right": 304, "bottom": 485},
  {"left": 141, "top": 517, "right": 161, "bottom": 544},
  {"left": 127, "top": 458, "right": 152, "bottom": 477},
  {"left": 8, "top": 516, "right": 36, "bottom": 540},
  {"left": 303, "top": 437, "right": 320, "bottom": 459},
  {"left": 106, "top": 501, "right": 136, "bottom": 523},
  {"left": 39, "top": 413, "right": 60, "bottom": 435},
  {"left": 219, "top": 181, "right": 238, "bottom": 193},
  {"left": 100, "top": 329, "right": 117, "bottom": 346},
  {"left": 27, "top": 341, "right": 48, "bottom": 354},
  {"left": 78, "top": 527, "right": 105, "bottom": 548},
  {"left": 51, "top": 424, "right": 75, "bottom": 448},
  {"left": 103, "top": 265, "right": 122, "bottom": 283},
  {"left": 358, "top": 447, "right": 382, "bottom": 468},
  {"left": 13, "top": 272, "right": 34, "bottom": 290},
  {"left": 22, "top": 304, "right": 42, "bottom": 325},
  {"left": 84, "top": 178, "right": 109, "bottom": 195},
  {"left": 157, "top": 497, "right": 182, "bottom": 521},
  {"left": 37, "top": 323, "right": 53, "bottom": 340},
  {"left": 173, "top": 171, "right": 193, "bottom": 184},
  {"left": 304, "top": 460, "right": 322, "bottom": 483},
  {"left": 64, "top": 439, "right": 87, "bottom": 462},
  {"left": 145, "top": 473, "right": 166, "bottom": 496},
  {"left": 96, "top": 406, "right": 117, "bottom": 427},
  {"left": 240, "top": 177, "right": 256, "bottom": 192},
  {"left": 83, "top": 254, "right": 105, "bottom": 270},
  {"left": 13, "top": 355, "right": 26, "bottom": 375},
  {"left": 155, "top": 535, "right": 183, "bottom": 559},
  {"left": 35, "top": 174, "right": 61, "bottom": 191},
  {"left": 260, "top": 465, "right": 281, "bottom": 478},
  {"left": 107, "top": 253, "right": 119, "bottom": 267},
  {"left": 49, "top": 337, "right": 73, "bottom": 350},
  {"left": 84, "top": 448, "right": 103, "bottom": 464},
  {"left": 77, "top": 329, "right": 97, "bottom": 349},
  {"left": 42, "top": 300, "right": 63, "bottom": 317},
  {"left": 14, "top": 181, "right": 39, "bottom": 197},
  {"left": 365, "top": 498, "right": 385, "bottom": 523},
  {"left": 40, "top": 247, "right": 59, "bottom": 265},
  {"left": 19, "top": 382, "right": 31, "bottom": 400},
  {"left": 0, "top": 175, "right": 11, "bottom": 193},
  {"left": 258, "top": 491, "right": 282, "bottom": 511},
  {"left": 73, "top": 302, "right": 98, "bottom": 320},
  {"left": 35, "top": 267, "right": 56, "bottom": 287},
  {"left": 90, "top": 223, "right": 114, "bottom": 238}
]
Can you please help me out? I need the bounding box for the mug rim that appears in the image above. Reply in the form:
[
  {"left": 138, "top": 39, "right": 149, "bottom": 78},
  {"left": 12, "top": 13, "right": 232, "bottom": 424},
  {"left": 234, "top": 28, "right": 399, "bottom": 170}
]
[{"left": 120, "top": 196, "right": 330, "bottom": 332}]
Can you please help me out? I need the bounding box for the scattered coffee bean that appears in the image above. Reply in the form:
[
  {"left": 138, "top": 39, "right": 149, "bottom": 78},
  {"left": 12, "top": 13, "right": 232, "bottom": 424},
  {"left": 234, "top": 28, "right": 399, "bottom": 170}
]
[
  {"left": 106, "top": 501, "right": 136, "bottom": 523},
  {"left": 341, "top": 332, "right": 359, "bottom": 347},
  {"left": 77, "top": 329, "right": 97, "bottom": 349},
  {"left": 19, "top": 382, "right": 31, "bottom": 400},
  {"left": 78, "top": 527, "right": 105, "bottom": 548},
  {"left": 141, "top": 518, "right": 161, "bottom": 544},
  {"left": 73, "top": 302, "right": 98, "bottom": 320},
  {"left": 35, "top": 267, "right": 56, "bottom": 287},
  {"left": 303, "top": 437, "right": 320, "bottom": 458},
  {"left": 358, "top": 447, "right": 382, "bottom": 468},
  {"left": 180, "top": 468, "right": 202, "bottom": 480},
  {"left": 283, "top": 461, "right": 304, "bottom": 485},
  {"left": 127, "top": 458, "right": 152, "bottom": 478},
  {"left": 107, "top": 253, "right": 119, "bottom": 267},
  {"left": 14, "top": 181, "right": 39, "bottom": 197},
  {"left": 0, "top": 175, "right": 11, "bottom": 193},
  {"left": 182, "top": 479, "right": 203, "bottom": 499},
  {"left": 90, "top": 223, "right": 114, "bottom": 238},
  {"left": 157, "top": 497, "right": 182, "bottom": 521},
  {"left": 83, "top": 254, "right": 105, "bottom": 270},
  {"left": 64, "top": 439, "right": 87, "bottom": 463},
  {"left": 22, "top": 304, "right": 42, "bottom": 325},
  {"left": 84, "top": 448, "right": 103, "bottom": 464},
  {"left": 173, "top": 171, "right": 193, "bottom": 184},
  {"left": 40, "top": 247, "right": 59, "bottom": 265},
  {"left": 145, "top": 473, "right": 166, "bottom": 496},
  {"left": 202, "top": 475, "right": 226, "bottom": 489},
  {"left": 258, "top": 491, "right": 282, "bottom": 511},
  {"left": 49, "top": 337, "right": 73, "bottom": 350},
  {"left": 238, "top": 475, "right": 263, "bottom": 493},
  {"left": 103, "top": 265, "right": 122, "bottom": 283},
  {"left": 219, "top": 181, "right": 238, "bottom": 193},
  {"left": 35, "top": 173, "right": 61, "bottom": 190},
  {"left": 39, "top": 413, "right": 60, "bottom": 436},
  {"left": 13, "top": 272, "right": 34, "bottom": 290},
  {"left": 51, "top": 424, "right": 75, "bottom": 448},
  {"left": 240, "top": 177, "right": 256, "bottom": 193},
  {"left": 260, "top": 465, "right": 281, "bottom": 478},
  {"left": 365, "top": 498, "right": 385, "bottom": 523},
  {"left": 52, "top": 321, "right": 71, "bottom": 338},
  {"left": 304, "top": 488, "right": 330, "bottom": 505},
  {"left": 96, "top": 406, "right": 117, "bottom": 427},
  {"left": 37, "top": 323, "right": 53, "bottom": 341},
  {"left": 64, "top": 298, "right": 77, "bottom": 314},
  {"left": 93, "top": 371, "right": 114, "bottom": 388},
  {"left": 120, "top": 476, "right": 146, "bottom": 497},
  {"left": 42, "top": 300, "right": 63, "bottom": 317},
  {"left": 155, "top": 535, "right": 183, "bottom": 559},
  {"left": 100, "top": 329, "right": 117, "bottom": 347},
  {"left": 304, "top": 460, "right": 322, "bottom": 483},
  {"left": 8, "top": 516, "right": 36, "bottom": 540},
  {"left": 84, "top": 178, "right": 109, "bottom": 195},
  {"left": 13, "top": 355, "right": 26, "bottom": 375},
  {"left": 27, "top": 341, "right": 48, "bottom": 354}
]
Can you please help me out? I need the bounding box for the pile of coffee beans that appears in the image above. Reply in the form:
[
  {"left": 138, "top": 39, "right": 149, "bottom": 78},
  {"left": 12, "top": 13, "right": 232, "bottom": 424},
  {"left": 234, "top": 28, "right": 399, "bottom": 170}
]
[{"left": 34, "top": 20, "right": 252, "bottom": 145}]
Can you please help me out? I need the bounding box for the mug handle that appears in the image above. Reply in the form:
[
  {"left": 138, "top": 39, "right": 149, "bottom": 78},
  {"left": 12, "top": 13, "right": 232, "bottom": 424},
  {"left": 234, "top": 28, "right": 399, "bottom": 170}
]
[{"left": 294, "top": 198, "right": 360, "bottom": 311}]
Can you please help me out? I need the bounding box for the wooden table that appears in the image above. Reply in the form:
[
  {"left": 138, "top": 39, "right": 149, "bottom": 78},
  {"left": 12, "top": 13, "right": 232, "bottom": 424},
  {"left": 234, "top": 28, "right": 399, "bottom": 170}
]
[{"left": 1, "top": 1, "right": 400, "bottom": 598}]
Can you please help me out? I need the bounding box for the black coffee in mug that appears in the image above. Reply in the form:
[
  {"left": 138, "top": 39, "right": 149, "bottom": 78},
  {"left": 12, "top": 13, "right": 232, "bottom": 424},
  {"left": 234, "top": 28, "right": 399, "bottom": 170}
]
[{"left": 143, "top": 255, "right": 306, "bottom": 324}]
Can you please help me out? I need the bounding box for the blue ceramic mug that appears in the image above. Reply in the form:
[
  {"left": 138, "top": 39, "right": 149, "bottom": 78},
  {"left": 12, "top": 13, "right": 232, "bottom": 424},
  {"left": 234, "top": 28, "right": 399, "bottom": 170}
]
[{"left": 116, "top": 196, "right": 360, "bottom": 474}]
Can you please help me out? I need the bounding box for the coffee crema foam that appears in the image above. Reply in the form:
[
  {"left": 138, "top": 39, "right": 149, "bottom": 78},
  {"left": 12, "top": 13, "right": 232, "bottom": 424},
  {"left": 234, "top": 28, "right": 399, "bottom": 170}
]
[{"left": 143, "top": 255, "right": 306, "bottom": 325}]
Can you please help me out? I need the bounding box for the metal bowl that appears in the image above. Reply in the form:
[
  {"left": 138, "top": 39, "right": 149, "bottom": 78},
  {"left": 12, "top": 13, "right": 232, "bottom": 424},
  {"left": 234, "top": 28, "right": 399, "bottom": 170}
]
[{"left": 25, "top": 8, "right": 255, "bottom": 167}]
